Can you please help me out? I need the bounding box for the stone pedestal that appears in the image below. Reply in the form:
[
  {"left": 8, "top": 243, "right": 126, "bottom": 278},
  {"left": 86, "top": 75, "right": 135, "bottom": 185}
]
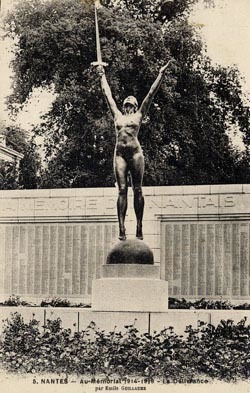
[
  {"left": 92, "top": 263, "right": 168, "bottom": 312},
  {"left": 102, "top": 264, "right": 159, "bottom": 278},
  {"left": 92, "top": 277, "right": 168, "bottom": 312},
  {"left": 92, "top": 239, "right": 168, "bottom": 312}
]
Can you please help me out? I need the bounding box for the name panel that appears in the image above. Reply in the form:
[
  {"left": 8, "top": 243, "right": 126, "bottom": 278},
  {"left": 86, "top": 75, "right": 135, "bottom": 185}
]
[
  {"left": 161, "top": 221, "right": 250, "bottom": 299},
  {"left": 0, "top": 222, "right": 117, "bottom": 300}
]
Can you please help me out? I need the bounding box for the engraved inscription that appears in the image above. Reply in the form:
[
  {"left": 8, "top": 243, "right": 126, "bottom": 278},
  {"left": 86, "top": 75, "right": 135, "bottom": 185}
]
[
  {"left": 42, "top": 226, "right": 49, "bottom": 294},
  {"left": 49, "top": 226, "right": 57, "bottom": 294},
  {"left": 189, "top": 224, "right": 198, "bottom": 296},
  {"left": 206, "top": 224, "right": 215, "bottom": 296},
  {"left": 240, "top": 225, "right": 249, "bottom": 296},
  {"left": 181, "top": 224, "right": 189, "bottom": 296},
  {"left": 232, "top": 224, "right": 240, "bottom": 296},
  {"left": 80, "top": 226, "right": 88, "bottom": 295},
  {"left": 223, "top": 224, "right": 232, "bottom": 296},
  {"left": 198, "top": 224, "right": 206, "bottom": 296},
  {"left": 164, "top": 224, "right": 174, "bottom": 294},
  {"left": 162, "top": 221, "right": 250, "bottom": 299},
  {"left": 0, "top": 222, "right": 117, "bottom": 299},
  {"left": 27, "top": 227, "right": 35, "bottom": 294},
  {"left": 0, "top": 194, "right": 241, "bottom": 219},
  {"left": 173, "top": 225, "right": 181, "bottom": 296},
  {"left": 160, "top": 195, "right": 235, "bottom": 210},
  {"left": 57, "top": 226, "right": 65, "bottom": 295},
  {"left": 215, "top": 224, "right": 223, "bottom": 295},
  {"left": 72, "top": 226, "right": 81, "bottom": 294},
  {"left": 12, "top": 227, "right": 19, "bottom": 294}
]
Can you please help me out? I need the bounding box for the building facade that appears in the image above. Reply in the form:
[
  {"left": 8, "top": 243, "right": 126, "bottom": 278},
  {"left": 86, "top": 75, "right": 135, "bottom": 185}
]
[{"left": 0, "top": 134, "right": 24, "bottom": 166}]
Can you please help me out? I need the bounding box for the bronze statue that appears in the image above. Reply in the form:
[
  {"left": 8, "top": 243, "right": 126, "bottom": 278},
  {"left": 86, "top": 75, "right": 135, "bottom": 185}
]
[{"left": 95, "top": 62, "right": 171, "bottom": 240}]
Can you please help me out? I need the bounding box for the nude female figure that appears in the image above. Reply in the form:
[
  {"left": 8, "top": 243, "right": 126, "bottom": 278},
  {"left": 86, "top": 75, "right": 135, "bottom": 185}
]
[{"left": 95, "top": 61, "right": 171, "bottom": 241}]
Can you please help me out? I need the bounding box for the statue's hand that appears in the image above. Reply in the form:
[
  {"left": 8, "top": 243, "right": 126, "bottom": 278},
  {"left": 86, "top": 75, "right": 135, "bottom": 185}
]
[
  {"left": 96, "top": 65, "right": 105, "bottom": 77},
  {"left": 160, "top": 60, "right": 172, "bottom": 74}
]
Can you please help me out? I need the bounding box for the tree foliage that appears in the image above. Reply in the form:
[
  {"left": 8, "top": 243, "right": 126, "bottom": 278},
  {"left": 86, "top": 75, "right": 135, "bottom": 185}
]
[
  {"left": 0, "top": 159, "right": 20, "bottom": 190},
  {"left": 0, "top": 124, "right": 41, "bottom": 189},
  {"left": 4, "top": 0, "right": 250, "bottom": 188}
]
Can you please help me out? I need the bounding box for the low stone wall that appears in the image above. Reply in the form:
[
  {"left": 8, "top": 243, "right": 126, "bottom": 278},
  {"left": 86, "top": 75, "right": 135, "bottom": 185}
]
[
  {"left": 0, "top": 307, "right": 249, "bottom": 336},
  {"left": 0, "top": 184, "right": 250, "bottom": 302}
]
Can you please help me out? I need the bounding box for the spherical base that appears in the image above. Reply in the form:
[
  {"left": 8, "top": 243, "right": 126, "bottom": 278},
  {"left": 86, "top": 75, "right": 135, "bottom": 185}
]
[{"left": 107, "top": 239, "right": 154, "bottom": 265}]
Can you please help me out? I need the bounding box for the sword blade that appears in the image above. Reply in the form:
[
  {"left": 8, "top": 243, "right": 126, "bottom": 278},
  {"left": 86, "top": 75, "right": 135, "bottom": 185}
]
[{"left": 95, "top": 4, "right": 102, "bottom": 63}]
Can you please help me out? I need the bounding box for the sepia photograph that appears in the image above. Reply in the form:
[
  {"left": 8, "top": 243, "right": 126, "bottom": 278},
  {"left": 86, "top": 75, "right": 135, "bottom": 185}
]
[{"left": 0, "top": 0, "right": 250, "bottom": 392}]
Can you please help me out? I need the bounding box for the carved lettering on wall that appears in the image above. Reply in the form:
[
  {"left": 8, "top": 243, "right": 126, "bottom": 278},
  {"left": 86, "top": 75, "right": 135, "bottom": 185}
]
[
  {"left": 162, "top": 221, "right": 250, "bottom": 298},
  {"left": 0, "top": 194, "right": 240, "bottom": 217},
  {"left": 0, "top": 223, "right": 118, "bottom": 298},
  {"left": 34, "top": 198, "right": 69, "bottom": 211},
  {"left": 160, "top": 195, "right": 235, "bottom": 209}
]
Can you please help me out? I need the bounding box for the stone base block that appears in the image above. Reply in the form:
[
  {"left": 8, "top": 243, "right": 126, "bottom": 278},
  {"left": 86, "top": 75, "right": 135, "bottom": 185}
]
[
  {"left": 92, "top": 278, "right": 168, "bottom": 312},
  {"left": 102, "top": 264, "right": 160, "bottom": 278}
]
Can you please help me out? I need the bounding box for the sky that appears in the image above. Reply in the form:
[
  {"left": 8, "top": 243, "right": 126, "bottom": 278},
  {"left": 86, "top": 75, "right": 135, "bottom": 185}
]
[
  {"left": 190, "top": 0, "right": 250, "bottom": 94},
  {"left": 0, "top": 0, "right": 250, "bottom": 148}
]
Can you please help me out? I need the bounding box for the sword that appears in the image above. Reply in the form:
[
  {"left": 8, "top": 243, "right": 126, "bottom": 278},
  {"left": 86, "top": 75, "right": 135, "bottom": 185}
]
[{"left": 91, "top": 0, "right": 108, "bottom": 68}]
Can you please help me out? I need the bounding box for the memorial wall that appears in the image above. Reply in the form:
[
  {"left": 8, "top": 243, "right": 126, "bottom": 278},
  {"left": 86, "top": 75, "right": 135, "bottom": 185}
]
[{"left": 0, "top": 184, "right": 249, "bottom": 302}]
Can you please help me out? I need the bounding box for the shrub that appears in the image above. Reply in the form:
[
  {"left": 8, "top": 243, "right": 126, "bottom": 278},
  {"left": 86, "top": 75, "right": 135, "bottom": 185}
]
[
  {"left": 0, "top": 295, "right": 30, "bottom": 307},
  {"left": 168, "top": 297, "right": 250, "bottom": 310},
  {"left": 0, "top": 313, "right": 249, "bottom": 380},
  {"left": 0, "top": 296, "right": 91, "bottom": 308},
  {"left": 40, "top": 298, "right": 71, "bottom": 308},
  {"left": 1, "top": 295, "right": 249, "bottom": 310}
]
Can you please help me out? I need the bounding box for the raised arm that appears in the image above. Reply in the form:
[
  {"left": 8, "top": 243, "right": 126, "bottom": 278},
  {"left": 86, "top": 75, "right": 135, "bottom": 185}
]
[
  {"left": 139, "top": 61, "right": 171, "bottom": 118},
  {"left": 96, "top": 66, "right": 120, "bottom": 118}
]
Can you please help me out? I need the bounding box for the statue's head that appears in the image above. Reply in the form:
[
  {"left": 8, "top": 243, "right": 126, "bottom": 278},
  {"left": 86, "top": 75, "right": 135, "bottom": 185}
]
[{"left": 123, "top": 96, "right": 138, "bottom": 114}]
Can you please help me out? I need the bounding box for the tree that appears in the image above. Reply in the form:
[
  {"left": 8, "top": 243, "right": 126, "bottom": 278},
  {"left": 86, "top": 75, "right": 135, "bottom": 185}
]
[
  {"left": 0, "top": 160, "right": 20, "bottom": 190},
  {"left": 0, "top": 124, "right": 41, "bottom": 189},
  {"left": 18, "top": 137, "right": 41, "bottom": 189},
  {"left": 4, "top": 0, "right": 250, "bottom": 188}
]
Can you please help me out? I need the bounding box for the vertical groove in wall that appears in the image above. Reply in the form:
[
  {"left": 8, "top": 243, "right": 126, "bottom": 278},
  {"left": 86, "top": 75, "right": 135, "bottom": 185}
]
[
  {"left": 198, "top": 224, "right": 206, "bottom": 296},
  {"left": 240, "top": 223, "right": 249, "bottom": 296},
  {"left": 12, "top": 226, "right": 19, "bottom": 294},
  {"left": 160, "top": 222, "right": 165, "bottom": 280},
  {"left": 87, "top": 226, "right": 96, "bottom": 295},
  {"left": 19, "top": 226, "right": 27, "bottom": 294},
  {"left": 57, "top": 226, "right": 65, "bottom": 295},
  {"left": 0, "top": 225, "right": 5, "bottom": 293},
  {"left": 27, "top": 226, "right": 35, "bottom": 294},
  {"left": 34, "top": 226, "right": 42, "bottom": 295},
  {"left": 181, "top": 224, "right": 189, "bottom": 296},
  {"left": 4, "top": 226, "right": 12, "bottom": 293},
  {"left": 215, "top": 224, "right": 223, "bottom": 296},
  {"left": 189, "top": 224, "right": 198, "bottom": 296},
  {"left": 165, "top": 224, "right": 173, "bottom": 295},
  {"left": 232, "top": 223, "right": 240, "bottom": 297},
  {"left": 64, "top": 226, "right": 73, "bottom": 295},
  {"left": 41, "top": 226, "right": 49, "bottom": 294},
  {"left": 49, "top": 225, "right": 58, "bottom": 295},
  {"left": 95, "top": 225, "right": 103, "bottom": 279},
  {"left": 173, "top": 224, "right": 181, "bottom": 296},
  {"left": 223, "top": 223, "right": 232, "bottom": 296},
  {"left": 72, "top": 225, "right": 81, "bottom": 295},
  {"left": 111, "top": 224, "right": 118, "bottom": 244},
  {"left": 104, "top": 224, "right": 112, "bottom": 258},
  {"left": 206, "top": 224, "right": 215, "bottom": 296},
  {"left": 249, "top": 223, "right": 250, "bottom": 297},
  {"left": 80, "top": 225, "right": 88, "bottom": 296}
]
